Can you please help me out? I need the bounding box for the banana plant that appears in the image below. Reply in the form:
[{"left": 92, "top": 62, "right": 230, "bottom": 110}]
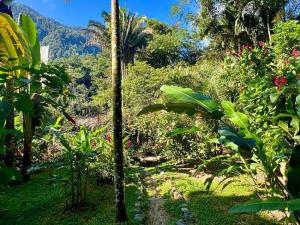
[
  {"left": 0, "top": 12, "right": 72, "bottom": 181},
  {"left": 0, "top": 11, "right": 32, "bottom": 167}
]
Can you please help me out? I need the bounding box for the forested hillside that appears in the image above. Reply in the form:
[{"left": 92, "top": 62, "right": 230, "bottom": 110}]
[{"left": 11, "top": 3, "right": 99, "bottom": 59}]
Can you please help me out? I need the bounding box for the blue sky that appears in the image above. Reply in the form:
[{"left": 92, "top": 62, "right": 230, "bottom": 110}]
[{"left": 15, "top": 0, "right": 179, "bottom": 27}]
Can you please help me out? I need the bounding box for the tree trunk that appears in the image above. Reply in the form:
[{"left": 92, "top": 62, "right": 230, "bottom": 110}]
[
  {"left": 266, "top": 8, "right": 272, "bottom": 44},
  {"left": 111, "top": 0, "right": 127, "bottom": 222},
  {"left": 21, "top": 113, "right": 32, "bottom": 181}
]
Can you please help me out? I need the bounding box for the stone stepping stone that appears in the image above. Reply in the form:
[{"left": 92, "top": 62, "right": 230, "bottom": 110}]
[{"left": 176, "top": 219, "right": 186, "bottom": 225}]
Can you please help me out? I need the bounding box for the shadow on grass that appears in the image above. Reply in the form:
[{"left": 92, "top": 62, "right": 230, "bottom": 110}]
[
  {"left": 186, "top": 190, "right": 278, "bottom": 225},
  {"left": 0, "top": 170, "right": 140, "bottom": 225}
]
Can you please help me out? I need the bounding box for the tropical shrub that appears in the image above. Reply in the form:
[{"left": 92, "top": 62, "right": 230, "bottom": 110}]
[{"left": 52, "top": 126, "right": 114, "bottom": 209}]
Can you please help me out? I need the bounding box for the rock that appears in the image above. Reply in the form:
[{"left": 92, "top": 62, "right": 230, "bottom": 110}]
[
  {"left": 173, "top": 191, "right": 183, "bottom": 199},
  {"left": 182, "top": 208, "right": 193, "bottom": 220},
  {"left": 170, "top": 187, "right": 176, "bottom": 193},
  {"left": 134, "top": 207, "right": 142, "bottom": 213},
  {"left": 134, "top": 213, "right": 144, "bottom": 222},
  {"left": 176, "top": 219, "right": 186, "bottom": 225},
  {"left": 183, "top": 211, "right": 193, "bottom": 220},
  {"left": 181, "top": 207, "right": 189, "bottom": 213},
  {"left": 135, "top": 201, "right": 141, "bottom": 208},
  {"left": 179, "top": 203, "right": 188, "bottom": 208}
]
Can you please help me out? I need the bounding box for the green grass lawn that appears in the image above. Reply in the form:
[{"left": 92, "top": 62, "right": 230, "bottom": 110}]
[
  {"left": 146, "top": 162, "right": 280, "bottom": 225},
  {"left": 0, "top": 168, "right": 140, "bottom": 225}
]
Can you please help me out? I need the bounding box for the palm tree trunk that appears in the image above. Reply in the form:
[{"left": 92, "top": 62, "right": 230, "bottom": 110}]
[{"left": 111, "top": 0, "right": 127, "bottom": 222}]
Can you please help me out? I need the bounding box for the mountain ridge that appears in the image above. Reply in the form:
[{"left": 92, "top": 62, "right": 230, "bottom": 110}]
[{"left": 11, "top": 3, "right": 99, "bottom": 59}]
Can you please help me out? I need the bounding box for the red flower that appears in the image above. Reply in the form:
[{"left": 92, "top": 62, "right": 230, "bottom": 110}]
[
  {"left": 281, "top": 76, "right": 287, "bottom": 85},
  {"left": 292, "top": 49, "right": 299, "bottom": 57},
  {"left": 127, "top": 139, "right": 132, "bottom": 149},
  {"left": 258, "top": 41, "right": 265, "bottom": 47},
  {"left": 274, "top": 76, "right": 280, "bottom": 86},
  {"left": 274, "top": 76, "right": 288, "bottom": 90},
  {"left": 106, "top": 135, "right": 111, "bottom": 143}
]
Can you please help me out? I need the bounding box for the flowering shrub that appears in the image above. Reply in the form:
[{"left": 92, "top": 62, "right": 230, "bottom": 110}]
[{"left": 223, "top": 24, "right": 300, "bottom": 205}]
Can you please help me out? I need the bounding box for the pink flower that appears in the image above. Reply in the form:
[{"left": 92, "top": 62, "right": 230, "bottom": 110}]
[
  {"left": 292, "top": 49, "right": 299, "bottom": 57},
  {"left": 258, "top": 41, "right": 265, "bottom": 47},
  {"left": 284, "top": 59, "right": 290, "bottom": 65},
  {"left": 242, "top": 44, "right": 252, "bottom": 51}
]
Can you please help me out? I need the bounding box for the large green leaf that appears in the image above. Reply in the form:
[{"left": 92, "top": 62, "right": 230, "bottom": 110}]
[
  {"left": 0, "top": 13, "right": 31, "bottom": 68},
  {"left": 221, "top": 101, "right": 249, "bottom": 130},
  {"left": 218, "top": 128, "right": 256, "bottom": 150},
  {"left": 18, "top": 14, "right": 37, "bottom": 48},
  {"left": 296, "top": 95, "right": 300, "bottom": 106},
  {"left": 291, "top": 116, "right": 300, "bottom": 137},
  {"left": 166, "top": 127, "right": 202, "bottom": 137},
  {"left": 138, "top": 103, "right": 199, "bottom": 116},
  {"left": 230, "top": 198, "right": 300, "bottom": 213},
  {"left": 160, "top": 85, "right": 220, "bottom": 112},
  {"left": 19, "top": 14, "right": 41, "bottom": 69}
]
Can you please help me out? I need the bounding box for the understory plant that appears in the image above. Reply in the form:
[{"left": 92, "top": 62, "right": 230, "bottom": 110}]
[{"left": 52, "top": 125, "right": 113, "bottom": 209}]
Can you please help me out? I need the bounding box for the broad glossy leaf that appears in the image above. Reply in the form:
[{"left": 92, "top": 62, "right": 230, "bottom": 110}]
[
  {"left": 291, "top": 116, "right": 300, "bottom": 137},
  {"left": 160, "top": 85, "right": 220, "bottom": 112},
  {"left": 221, "top": 101, "right": 249, "bottom": 130},
  {"left": 19, "top": 14, "right": 41, "bottom": 69},
  {"left": 278, "top": 121, "right": 290, "bottom": 134},
  {"left": 0, "top": 13, "right": 31, "bottom": 68},
  {"left": 270, "top": 91, "right": 281, "bottom": 103},
  {"left": 296, "top": 95, "right": 300, "bottom": 106},
  {"left": 218, "top": 128, "right": 256, "bottom": 150},
  {"left": 18, "top": 14, "right": 37, "bottom": 48},
  {"left": 138, "top": 103, "right": 199, "bottom": 116},
  {"left": 166, "top": 127, "right": 202, "bottom": 137},
  {"left": 230, "top": 198, "right": 300, "bottom": 213}
]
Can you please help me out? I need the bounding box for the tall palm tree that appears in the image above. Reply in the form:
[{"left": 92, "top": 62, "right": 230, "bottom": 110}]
[
  {"left": 111, "top": 0, "right": 127, "bottom": 222},
  {"left": 84, "top": 7, "right": 151, "bottom": 75}
]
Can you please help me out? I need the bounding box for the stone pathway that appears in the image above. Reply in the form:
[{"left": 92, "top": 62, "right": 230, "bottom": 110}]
[{"left": 144, "top": 171, "right": 170, "bottom": 225}]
